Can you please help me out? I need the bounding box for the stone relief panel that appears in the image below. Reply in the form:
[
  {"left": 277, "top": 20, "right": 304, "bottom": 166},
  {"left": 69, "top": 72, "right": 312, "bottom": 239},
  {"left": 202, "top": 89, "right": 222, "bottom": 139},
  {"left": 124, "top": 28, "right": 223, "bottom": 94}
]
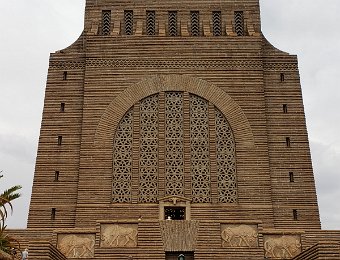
[
  {"left": 221, "top": 224, "right": 258, "bottom": 248},
  {"left": 57, "top": 234, "right": 95, "bottom": 259},
  {"left": 263, "top": 235, "right": 301, "bottom": 259},
  {"left": 101, "top": 224, "right": 138, "bottom": 248}
]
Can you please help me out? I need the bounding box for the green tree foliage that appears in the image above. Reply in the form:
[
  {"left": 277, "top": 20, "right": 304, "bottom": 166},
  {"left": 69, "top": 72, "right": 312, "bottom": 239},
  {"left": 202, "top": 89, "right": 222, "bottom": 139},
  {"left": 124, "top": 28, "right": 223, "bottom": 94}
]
[{"left": 0, "top": 173, "right": 22, "bottom": 254}]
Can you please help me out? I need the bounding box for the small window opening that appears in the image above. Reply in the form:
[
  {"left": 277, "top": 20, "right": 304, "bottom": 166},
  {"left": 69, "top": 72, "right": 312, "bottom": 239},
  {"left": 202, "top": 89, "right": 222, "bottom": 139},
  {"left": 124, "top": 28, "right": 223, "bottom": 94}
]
[
  {"left": 168, "top": 11, "right": 178, "bottom": 36},
  {"left": 124, "top": 10, "right": 134, "bottom": 35},
  {"left": 283, "top": 104, "right": 288, "bottom": 114},
  {"left": 212, "top": 11, "right": 222, "bottom": 36},
  {"left": 165, "top": 207, "right": 185, "bottom": 220},
  {"left": 60, "top": 102, "right": 65, "bottom": 112},
  {"left": 102, "top": 10, "right": 111, "bottom": 35},
  {"left": 286, "top": 137, "right": 291, "bottom": 147},
  {"left": 289, "top": 172, "right": 294, "bottom": 183},
  {"left": 58, "top": 136, "right": 63, "bottom": 146},
  {"left": 51, "top": 208, "right": 56, "bottom": 220},
  {"left": 146, "top": 11, "right": 156, "bottom": 36},
  {"left": 280, "top": 73, "right": 285, "bottom": 82},
  {"left": 54, "top": 171, "right": 60, "bottom": 181},
  {"left": 234, "top": 11, "right": 244, "bottom": 36},
  {"left": 63, "top": 71, "right": 68, "bottom": 80},
  {"left": 190, "top": 11, "right": 200, "bottom": 36},
  {"left": 293, "top": 209, "right": 298, "bottom": 220}
]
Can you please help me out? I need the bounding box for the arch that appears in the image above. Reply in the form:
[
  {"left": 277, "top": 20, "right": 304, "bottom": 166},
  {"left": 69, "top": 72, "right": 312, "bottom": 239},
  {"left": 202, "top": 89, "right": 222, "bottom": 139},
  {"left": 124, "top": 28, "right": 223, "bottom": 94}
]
[{"left": 94, "top": 74, "right": 254, "bottom": 148}]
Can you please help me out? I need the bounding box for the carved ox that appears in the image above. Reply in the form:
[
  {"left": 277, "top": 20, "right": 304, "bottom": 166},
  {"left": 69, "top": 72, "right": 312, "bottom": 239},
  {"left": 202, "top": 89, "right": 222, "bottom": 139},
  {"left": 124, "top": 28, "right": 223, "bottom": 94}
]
[
  {"left": 264, "top": 236, "right": 301, "bottom": 259},
  {"left": 221, "top": 225, "right": 257, "bottom": 247},
  {"left": 101, "top": 225, "right": 137, "bottom": 247},
  {"left": 58, "top": 235, "right": 94, "bottom": 258}
]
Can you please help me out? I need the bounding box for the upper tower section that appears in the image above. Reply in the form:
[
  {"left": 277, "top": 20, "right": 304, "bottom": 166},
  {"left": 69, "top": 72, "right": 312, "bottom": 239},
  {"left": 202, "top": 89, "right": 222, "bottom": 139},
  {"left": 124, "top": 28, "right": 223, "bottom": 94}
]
[{"left": 83, "top": 0, "right": 261, "bottom": 37}]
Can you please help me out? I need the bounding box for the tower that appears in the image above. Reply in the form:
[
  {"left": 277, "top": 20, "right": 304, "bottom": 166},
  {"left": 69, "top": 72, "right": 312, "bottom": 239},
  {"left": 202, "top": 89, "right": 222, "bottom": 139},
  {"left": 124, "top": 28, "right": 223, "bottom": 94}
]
[{"left": 11, "top": 0, "right": 340, "bottom": 259}]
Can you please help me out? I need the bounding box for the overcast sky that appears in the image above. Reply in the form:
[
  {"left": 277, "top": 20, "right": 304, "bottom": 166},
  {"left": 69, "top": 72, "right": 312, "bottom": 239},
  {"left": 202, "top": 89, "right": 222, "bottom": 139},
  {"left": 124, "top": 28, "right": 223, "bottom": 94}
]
[{"left": 0, "top": 0, "right": 339, "bottom": 230}]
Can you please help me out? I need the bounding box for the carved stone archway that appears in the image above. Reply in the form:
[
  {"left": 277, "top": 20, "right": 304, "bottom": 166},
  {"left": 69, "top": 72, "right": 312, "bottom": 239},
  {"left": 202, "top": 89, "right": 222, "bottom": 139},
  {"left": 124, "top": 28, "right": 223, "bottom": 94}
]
[{"left": 94, "top": 74, "right": 254, "bottom": 149}]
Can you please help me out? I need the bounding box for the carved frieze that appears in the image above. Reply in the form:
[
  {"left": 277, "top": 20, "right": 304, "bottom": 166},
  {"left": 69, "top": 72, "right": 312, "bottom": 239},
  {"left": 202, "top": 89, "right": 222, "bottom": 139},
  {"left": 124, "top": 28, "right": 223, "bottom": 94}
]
[
  {"left": 221, "top": 224, "right": 258, "bottom": 248},
  {"left": 57, "top": 234, "right": 95, "bottom": 259},
  {"left": 85, "top": 59, "right": 263, "bottom": 70},
  {"left": 101, "top": 224, "right": 138, "bottom": 248},
  {"left": 49, "top": 59, "right": 298, "bottom": 71},
  {"left": 263, "top": 235, "right": 301, "bottom": 259}
]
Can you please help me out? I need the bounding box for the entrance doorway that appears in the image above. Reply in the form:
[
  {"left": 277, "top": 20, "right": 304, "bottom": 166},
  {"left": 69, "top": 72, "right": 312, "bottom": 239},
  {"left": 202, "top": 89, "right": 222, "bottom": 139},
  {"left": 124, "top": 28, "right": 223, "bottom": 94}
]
[{"left": 165, "top": 252, "right": 194, "bottom": 260}]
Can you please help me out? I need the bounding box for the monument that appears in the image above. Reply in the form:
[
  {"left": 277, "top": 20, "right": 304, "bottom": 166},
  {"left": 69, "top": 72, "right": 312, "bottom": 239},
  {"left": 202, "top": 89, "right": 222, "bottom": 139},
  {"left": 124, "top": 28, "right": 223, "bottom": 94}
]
[{"left": 9, "top": 0, "right": 340, "bottom": 259}]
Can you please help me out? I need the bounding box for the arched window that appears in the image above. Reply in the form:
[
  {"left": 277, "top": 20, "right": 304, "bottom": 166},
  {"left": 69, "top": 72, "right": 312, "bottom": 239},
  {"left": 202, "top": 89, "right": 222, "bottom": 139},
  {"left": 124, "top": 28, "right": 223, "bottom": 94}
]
[{"left": 112, "top": 92, "right": 237, "bottom": 203}]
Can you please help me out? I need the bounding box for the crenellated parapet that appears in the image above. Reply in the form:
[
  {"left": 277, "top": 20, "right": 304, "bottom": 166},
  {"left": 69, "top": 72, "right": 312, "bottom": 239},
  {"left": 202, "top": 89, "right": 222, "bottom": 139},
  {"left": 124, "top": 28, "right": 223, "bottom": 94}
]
[{"left": 83, "top": 0, "right": 261, "bottom": 37}]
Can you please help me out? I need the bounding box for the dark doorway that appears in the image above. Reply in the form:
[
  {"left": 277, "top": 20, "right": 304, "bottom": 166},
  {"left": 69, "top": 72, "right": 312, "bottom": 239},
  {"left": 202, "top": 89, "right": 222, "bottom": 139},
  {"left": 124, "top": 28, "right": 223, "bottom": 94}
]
[
  {"left": 166, "top": 252, "right": 194, "bottom": 260},
  {"left": 164, "top": 207, "right": 185, "bottom": 220}
]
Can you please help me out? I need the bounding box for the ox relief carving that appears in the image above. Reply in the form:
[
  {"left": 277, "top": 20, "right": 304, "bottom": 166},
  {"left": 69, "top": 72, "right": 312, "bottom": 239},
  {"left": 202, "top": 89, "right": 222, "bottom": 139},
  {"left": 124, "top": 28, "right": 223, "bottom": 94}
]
[
  {"left": 101, "top": 224, "right": 138, "bottom": 248},
  {"left": 264, "top": 235, "right": 301, "bottom": 259},
  {"left": 221, "top": 224, "right": 258, "bottom": 248},
  {"left": 57, "top": 234, "right": 95, "bottom": 258}
]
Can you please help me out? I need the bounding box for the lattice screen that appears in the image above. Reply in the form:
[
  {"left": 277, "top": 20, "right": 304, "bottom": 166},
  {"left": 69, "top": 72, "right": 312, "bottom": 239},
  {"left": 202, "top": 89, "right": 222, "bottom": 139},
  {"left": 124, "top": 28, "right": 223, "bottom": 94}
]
[
  {"left": 190, "top": 95, "right": 211, "bottom": 203},
  {"left": 212, "top": 11, "right": 222, "bottom": 36},
  {"left": 112, "top": 109, "right": 133, "bottom": 203},
  {"left": 102, "top": 10, "right": 111, "bottom": 36},
  {"left": 112, "top": 92, "right": 237, "bottom": 203},
  {"left": 139, "top": 95, "right": 159, "bottom": 203},
  {"left": 168, "top": 11, "right": 178, "bottom": 36},
  {"left": 146, "top": 11, "right": 156, "bottom": 36},
  {"left": 165, "top": 92, "right": 185, "bottom": 196},
  {"left": 234, "top": 11, "right": 245, "bottom": 36},
  {"left": 124, "top": 10, "right": 134, "bottom": 35},
  {"left": 215, "top": 110, "right": 237, "bottom": 203},
  {"left": 190, "top": 11, "right": 200, "bottom": 36}
]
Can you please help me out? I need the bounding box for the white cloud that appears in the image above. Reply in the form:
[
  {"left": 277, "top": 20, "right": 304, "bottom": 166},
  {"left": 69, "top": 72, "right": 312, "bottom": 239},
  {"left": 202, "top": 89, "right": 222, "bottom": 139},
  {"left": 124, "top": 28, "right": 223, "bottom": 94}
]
[
  {"left": 261, "top": 0, "right": 340, "bottom": 229},
  {"left": 0, "top": 0, "right": 85, "bottom": 228}
]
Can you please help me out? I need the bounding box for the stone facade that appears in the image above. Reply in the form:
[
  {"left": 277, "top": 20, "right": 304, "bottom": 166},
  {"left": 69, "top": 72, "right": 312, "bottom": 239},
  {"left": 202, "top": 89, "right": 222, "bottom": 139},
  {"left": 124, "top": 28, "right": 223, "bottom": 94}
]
[{"left": 9, "top": 0, "right": 340, "bottom": 259}]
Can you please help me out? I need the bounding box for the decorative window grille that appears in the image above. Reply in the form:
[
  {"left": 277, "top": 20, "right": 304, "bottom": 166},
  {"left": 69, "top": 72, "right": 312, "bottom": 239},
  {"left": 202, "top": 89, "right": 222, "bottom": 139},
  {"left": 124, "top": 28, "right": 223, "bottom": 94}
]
[
  {"left": 168, "top": 11, "right": 178, "bottom": 36},
  {"left": 138, "top": 94, "right": 159, "bottom": 203},
  {"left": 190, "top": 95, "right": 211, "bottom": 203},
  {"left": 234, "top": 11, "right": 244, "bottom": 36},
  {"left": 190, "top": 11, "right": 200, "bottom": 36},
  {"left": 112, "top": 92, "right": 237, "bottom": 204},
  {"left": 165, "top": 92, "right": 184, "bottom": 197},
  {"left": 146, "top": 11, "right": 156, "bottom": 36},
  {"left": 215, "top": 110, "right": 237, "bottom": 203},
  {"left": 102, "top": 10, "right": 111, "bottom": 35},
  {"left": 124, "top": 10, "right": 134, "bottom": 35},
  {"left": 112, "top": 109, "right": 133, "bottom": 203},
  {"left": 212, "top": 11, "right": 222, "bottom": 36}
]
